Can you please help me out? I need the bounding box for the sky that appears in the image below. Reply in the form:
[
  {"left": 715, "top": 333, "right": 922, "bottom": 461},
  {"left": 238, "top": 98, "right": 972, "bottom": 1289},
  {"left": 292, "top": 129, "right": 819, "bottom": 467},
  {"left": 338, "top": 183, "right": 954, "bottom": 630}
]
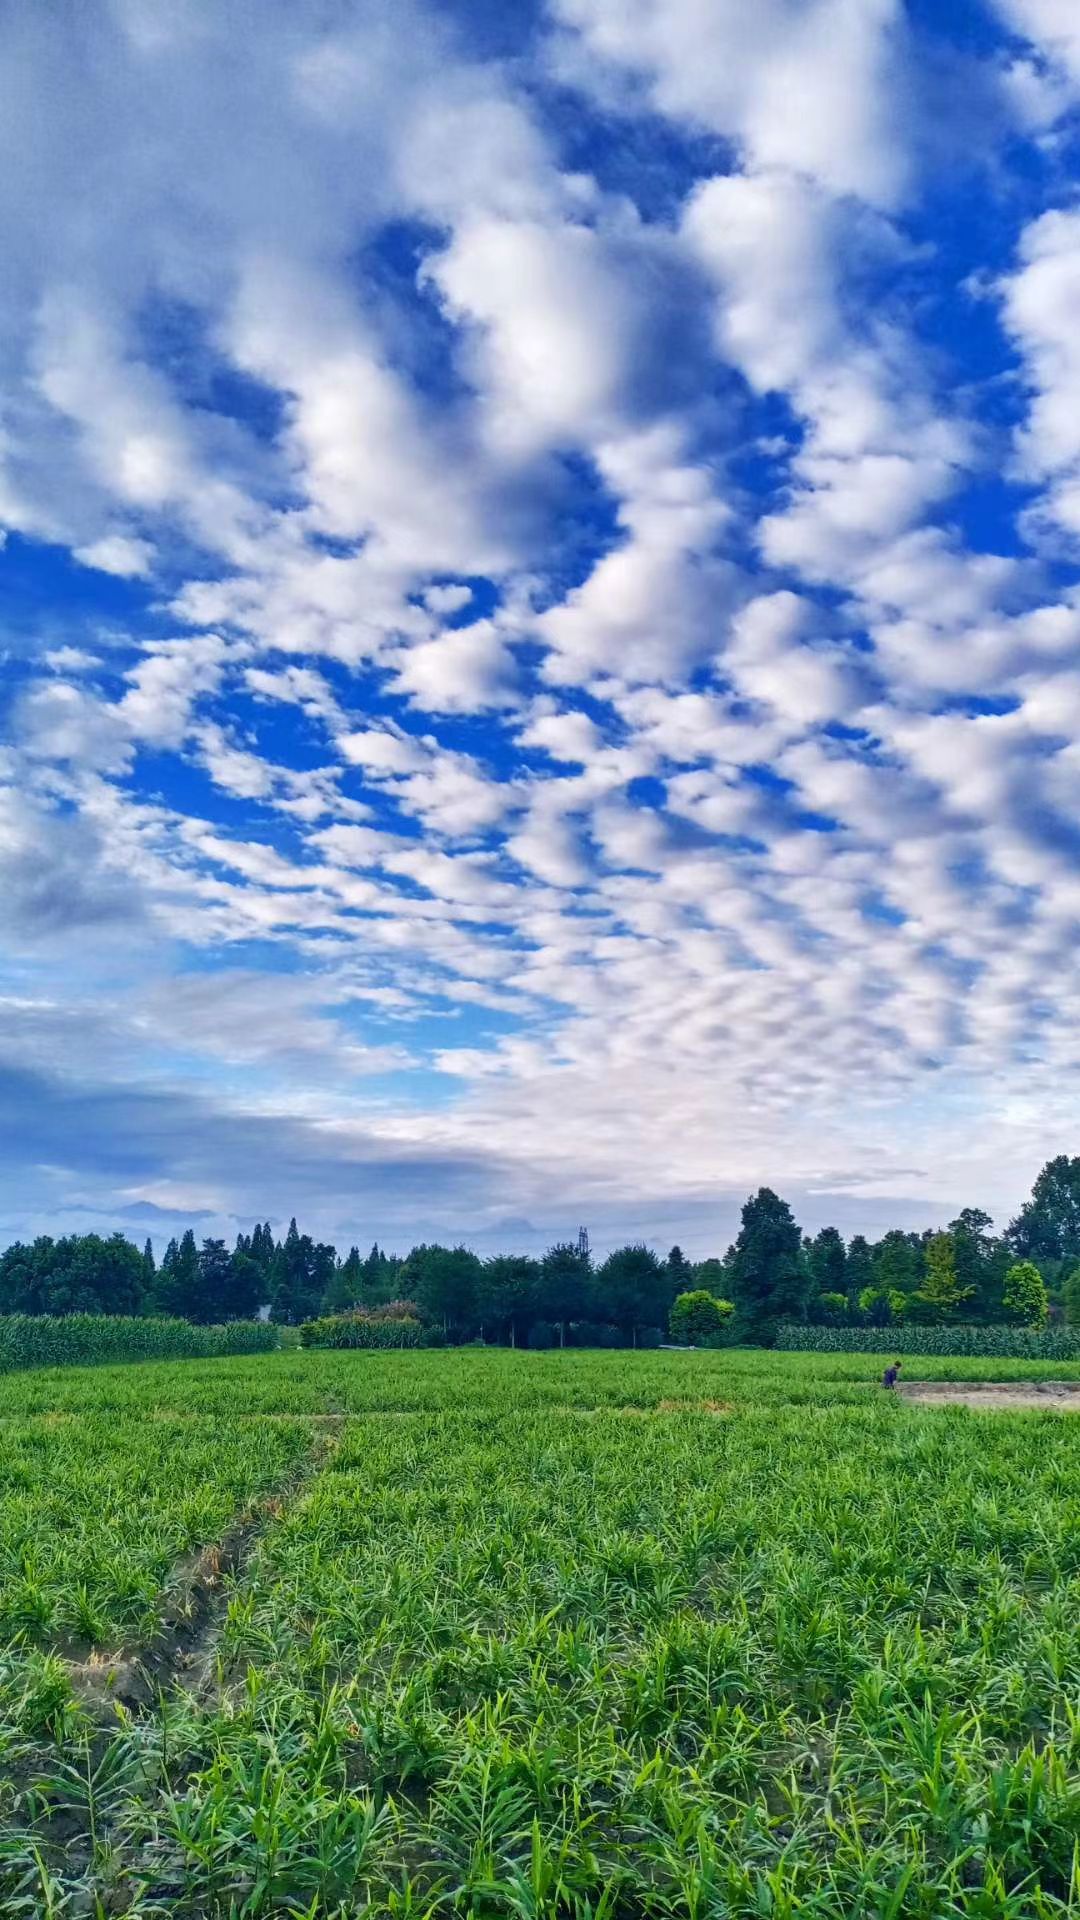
[{"left": 2, "top": 0, "right": 1080, "bottom": 1259}]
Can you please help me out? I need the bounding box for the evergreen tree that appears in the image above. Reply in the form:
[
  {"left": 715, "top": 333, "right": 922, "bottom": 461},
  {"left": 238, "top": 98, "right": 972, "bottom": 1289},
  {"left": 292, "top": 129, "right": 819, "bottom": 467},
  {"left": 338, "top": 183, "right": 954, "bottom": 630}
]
[
  {"left": 1008, "top": 1155, "right": 1080, "bottom": 1264},
  {"left": 142, "top": 1238, "right": 155, "bottom": 1280},
  {"left": 807, "top": 1227, "right": 847, "bottom": 1297},
  {"left": 321, "top": 1246, "right": 362, "bottom": 1314},
  {"left": 871, "top": 1231, "right": 923, "bottom": 1298},
  {"left": 846, "top": 1235, "right": 874, "bottom": 1300},
  {"left": 728, "top": 1189, "right": 807, "bottom": 1338},
  {"left": 666, "top": 1246, "right": 692, "bottom": 1293}
]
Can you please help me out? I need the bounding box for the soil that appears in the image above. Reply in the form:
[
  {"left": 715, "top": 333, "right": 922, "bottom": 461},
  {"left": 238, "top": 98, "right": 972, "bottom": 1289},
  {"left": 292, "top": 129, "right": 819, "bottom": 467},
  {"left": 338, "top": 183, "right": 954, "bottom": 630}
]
[{"left": 899, "top": 1380, "right": 1080, "bottom": 1411}]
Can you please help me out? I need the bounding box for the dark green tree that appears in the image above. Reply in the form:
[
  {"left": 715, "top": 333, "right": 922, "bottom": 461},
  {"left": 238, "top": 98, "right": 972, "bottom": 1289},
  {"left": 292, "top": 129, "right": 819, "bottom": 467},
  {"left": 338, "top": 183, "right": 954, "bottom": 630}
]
[
  {"left": 596, "top": 1244, "right": 667, "bottom": 1342},
  {"left": 807, "top": 1227, "right": 847, "bottom": 1298},
  {"left": 728, "top": 1189, "right": 807, "bottom": 1338},
  {"left": 400, "top": 1244, "right": 482, "bottom": 1336},
  {"left": 846, "top": 1235, "right": 874, "bottom": 1300},
  {"left": 1009, "top": 1156, "right": 1080, "bottom": 1264},
  {"left": 475, "top": 1255, "right": 540, "bottom": 1345},
  {"left": 539, "top": 1241, "right": 594, "bottom": 1346}
]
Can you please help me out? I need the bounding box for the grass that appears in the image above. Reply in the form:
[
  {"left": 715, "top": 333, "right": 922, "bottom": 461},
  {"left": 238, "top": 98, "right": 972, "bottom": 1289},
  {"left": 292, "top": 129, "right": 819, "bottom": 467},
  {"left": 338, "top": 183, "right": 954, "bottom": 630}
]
[{"left": 0, "top": 1346, "right": 1079, "bottom": 1913}]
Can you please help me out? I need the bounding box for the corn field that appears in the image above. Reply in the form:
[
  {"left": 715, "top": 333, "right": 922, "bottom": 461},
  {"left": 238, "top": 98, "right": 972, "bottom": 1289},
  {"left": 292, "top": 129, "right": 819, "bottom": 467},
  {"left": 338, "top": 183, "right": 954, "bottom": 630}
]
[
  {"left": 1, "top": 1344, "right": 1080, "bottom": 1914},
  {"left": 777, "top": 1321, "right": 1080, "bottom": 1358},
  {"left": 0, "top": 1312, "right": 278, "bottom": 1373}
]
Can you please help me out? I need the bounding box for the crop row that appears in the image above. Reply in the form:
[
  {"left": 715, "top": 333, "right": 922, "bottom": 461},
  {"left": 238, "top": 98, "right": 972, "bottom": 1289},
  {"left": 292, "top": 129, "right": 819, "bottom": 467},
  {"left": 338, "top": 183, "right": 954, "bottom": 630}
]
[
  {"left": 0, "top": 1312, "right": 278, "bottom": 1373},
  {"left": 0, "top": 1412, "right": 313, "bottom": 1651},
  {"left": 4, "top": 1386, "right": 1080, "bottom": 1915},
  {"left": 777, "top": 1321, "right": 1080, "bottom": 1357},
  {"left": 3, "top": 1341, "right": 1080, "bottom": 1422}
]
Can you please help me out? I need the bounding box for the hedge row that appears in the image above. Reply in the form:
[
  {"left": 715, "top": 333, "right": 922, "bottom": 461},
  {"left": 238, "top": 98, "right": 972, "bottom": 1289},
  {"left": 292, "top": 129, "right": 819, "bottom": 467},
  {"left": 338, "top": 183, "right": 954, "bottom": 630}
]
[
  {"left": 775, "top": 1322, "right": 1080, "bottom": 1358},
  {"left": 0, "top": 1313, "right": 278, "bottom": 1373},
  {"left": 299, "top": 1314, "right": 445, "bottom": 1349}
]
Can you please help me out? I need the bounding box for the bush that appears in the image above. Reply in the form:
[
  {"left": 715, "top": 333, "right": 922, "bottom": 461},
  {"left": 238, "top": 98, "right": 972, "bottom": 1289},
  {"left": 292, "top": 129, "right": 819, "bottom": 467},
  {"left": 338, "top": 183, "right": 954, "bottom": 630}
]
[
  {"left": 669, "top": 1290, "right": 735, "bottom": 1347},
  {"left": 299, "top": 1313, "right": 440, "bottom": 1349},
  {"left": 0, "top": 1313, "right": 277, "bottom": 1373},
  {"left": 774, "top": 1322, "right": 1080, "bottom": 1358}
]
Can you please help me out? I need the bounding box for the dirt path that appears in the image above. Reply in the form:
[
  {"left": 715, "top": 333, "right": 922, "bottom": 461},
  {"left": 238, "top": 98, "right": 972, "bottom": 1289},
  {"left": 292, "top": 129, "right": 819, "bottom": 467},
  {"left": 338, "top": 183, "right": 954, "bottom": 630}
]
[{"left": 900, "top": 1380, "right": 1080, "bottom": 1411}]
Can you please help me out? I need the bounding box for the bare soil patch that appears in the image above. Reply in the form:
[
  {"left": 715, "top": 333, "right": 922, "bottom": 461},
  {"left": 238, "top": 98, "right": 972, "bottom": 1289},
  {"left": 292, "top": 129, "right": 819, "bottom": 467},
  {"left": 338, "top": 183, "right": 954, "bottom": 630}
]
[{"left": 899, "top": 1380, "right": 1080, "bottom": 1411}]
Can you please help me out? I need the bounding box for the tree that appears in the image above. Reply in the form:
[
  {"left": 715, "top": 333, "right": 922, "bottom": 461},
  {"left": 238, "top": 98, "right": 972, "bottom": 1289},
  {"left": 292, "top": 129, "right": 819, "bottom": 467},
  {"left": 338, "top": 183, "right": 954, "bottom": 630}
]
[
  {"left": 399, "top": 1244, "right": 482, "bottom": 1336},
  {"left": 871, "top": 1231, "right": 923, "bottom": 1299},
  {"left": 728, "top": 1189, "right": 807, "bottom": 1338},
  {"left": 1002, "top": 1260, "right": 1049, "bottom": 1328},
  {"left": 194, "top": 1240, "right": 234, "bottom": 1323},
  {"left": 270, "top": 1219, "right": 335, "bottom": 1324},
  {"left": 666, "top": 1246, "right": 692, "bottom": 1295},
  {"left": 596, "top": 1245, "right": 667, "bottom": 1342},
  {"left": 914, "top": 1232, "right": 973, "bottom": 1322},
  {"left": 669, "top": 1290, "right": 734, "bottom": 1346},
  {"left": 846, "top": 1236, "right": 874, "bottom": 1300},
  {"left": 322, "top": 1246, "right": 362, "bottom": 1315},
  {"left": 152, "top": 1230, "right": 199, "bottom": 1317},
  {"left": 142, "top": 1238, "right": 155, "bottom": 1286},
  {"left": 1009, "top": 1156, "right": 1080, "bottom": 1264},
  {"left": 0, "top": 1233, "right": 149, "bottom": 1317},
  {"left": 693, "top": 1257, "right": 728, "bottom": 1294},
  {"left": 539, "top": 1242, "right": 593, "bottom": 1346},
  {"left": 948, "top": 1208, "right": 1008, "bottom": 1320},
  {"left": 1063, "top": 1266, "right": 1080, "bottom": 1326},
  {"left": 807, "top": 1227, "right": 847, "bottom": 1300},
  {"left": 476, "top": 1255, "right": 539, "bottom": 1345}
]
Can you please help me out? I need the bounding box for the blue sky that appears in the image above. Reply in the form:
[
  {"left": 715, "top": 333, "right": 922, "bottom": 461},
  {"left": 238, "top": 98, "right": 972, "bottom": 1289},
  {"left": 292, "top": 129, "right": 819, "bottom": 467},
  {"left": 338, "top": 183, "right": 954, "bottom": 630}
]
[{"left": 2, "top": 0, "right": 1080, "bottom": 1257}]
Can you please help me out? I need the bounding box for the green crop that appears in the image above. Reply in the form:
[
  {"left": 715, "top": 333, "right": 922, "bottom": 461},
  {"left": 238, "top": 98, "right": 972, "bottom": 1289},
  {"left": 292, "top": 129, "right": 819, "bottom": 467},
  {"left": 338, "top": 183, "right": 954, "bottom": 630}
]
[
  {"left": 1, "top": 1347, "right": 1080, "bottom": 1914},
  {"left": 0, "top": 1312, "right": 278, "bottom": 1373},
  {"left": 777, "top": 1323, "right": 1080, "bottom": 1358}
]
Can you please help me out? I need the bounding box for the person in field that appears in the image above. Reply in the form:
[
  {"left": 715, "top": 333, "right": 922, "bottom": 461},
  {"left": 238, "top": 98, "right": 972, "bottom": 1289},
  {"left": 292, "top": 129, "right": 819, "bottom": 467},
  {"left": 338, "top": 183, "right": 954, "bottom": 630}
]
[{"left": 882, "top": 1359, "right": 902, "bottom": 1390}]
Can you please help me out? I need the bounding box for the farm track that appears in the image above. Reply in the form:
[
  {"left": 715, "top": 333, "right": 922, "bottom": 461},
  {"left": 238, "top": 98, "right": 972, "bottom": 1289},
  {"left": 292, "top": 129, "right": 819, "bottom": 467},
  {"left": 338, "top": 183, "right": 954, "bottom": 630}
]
[
  {"left": 5, "top": 1419, "right": 346, "bottom": 1911},
  {"left": 64, "top": 1421, "right": 343, "bottom": 1714}
]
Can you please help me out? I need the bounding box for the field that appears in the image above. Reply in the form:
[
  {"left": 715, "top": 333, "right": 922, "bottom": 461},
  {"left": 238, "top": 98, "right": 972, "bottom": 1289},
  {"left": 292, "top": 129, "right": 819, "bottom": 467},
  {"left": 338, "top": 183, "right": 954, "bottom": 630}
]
[{"left": 1, "top": 1349, "right": 1080, "bottom": 1916}]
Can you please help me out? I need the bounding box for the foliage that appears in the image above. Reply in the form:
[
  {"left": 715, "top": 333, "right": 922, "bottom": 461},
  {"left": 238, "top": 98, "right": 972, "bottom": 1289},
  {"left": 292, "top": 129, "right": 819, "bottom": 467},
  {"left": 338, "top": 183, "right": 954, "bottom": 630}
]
[
  {"left": 0, "top": 1313, "right": 277, "bottom": 1373},
  {"left": 1001, "top": 1259, "right": 1049, "bottom": 1328},
  {"left": 7, "top": 1344, "right": 1080, "bottom": 1913},
  {"left": 298, "top": 1312, "right": 441, "bottom": 1349},
  {"left": 0, "top": 1233, "right": 149, "bottom": 1317},
  {"left": 728, "top": 1187, "right": 807, "bottom": 1336},
  {"left": 1008, "top": 1152, "right": 1080, "bottom": 1262},
  {"left": 913, "top": 1231, "right": 974, "bottom": 1321},
  {"left": 1064, "top": 1265, "right": 1080, "bottom": 1326},
  {"left": 668, "top": 1288, "right": 735, "bottom": 1346},
  {"left": 776, "top": 1321, "right": 1080, "bottom": 1356}
]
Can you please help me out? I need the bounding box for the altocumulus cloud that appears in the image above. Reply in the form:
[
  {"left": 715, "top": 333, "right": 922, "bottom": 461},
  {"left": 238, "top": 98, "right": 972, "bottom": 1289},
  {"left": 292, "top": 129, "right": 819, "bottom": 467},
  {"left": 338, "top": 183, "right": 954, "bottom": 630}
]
[{"left": 1, "top": 0, "right": 1080, "bottom": 1252}]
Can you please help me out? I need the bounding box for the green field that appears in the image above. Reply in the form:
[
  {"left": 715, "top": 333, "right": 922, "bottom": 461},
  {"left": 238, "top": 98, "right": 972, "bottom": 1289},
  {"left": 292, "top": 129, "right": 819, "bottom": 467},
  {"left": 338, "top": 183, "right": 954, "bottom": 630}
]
[{"left": 2, "top": 1349, "right": 1080, "bottom": 1916}]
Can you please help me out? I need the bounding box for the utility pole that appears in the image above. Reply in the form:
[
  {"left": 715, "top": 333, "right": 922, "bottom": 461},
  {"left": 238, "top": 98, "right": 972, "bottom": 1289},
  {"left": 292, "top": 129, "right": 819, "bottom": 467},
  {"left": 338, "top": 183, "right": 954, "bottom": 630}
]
[{"left": 577, "top": 1226, "right": 590, "bottom": 1260}]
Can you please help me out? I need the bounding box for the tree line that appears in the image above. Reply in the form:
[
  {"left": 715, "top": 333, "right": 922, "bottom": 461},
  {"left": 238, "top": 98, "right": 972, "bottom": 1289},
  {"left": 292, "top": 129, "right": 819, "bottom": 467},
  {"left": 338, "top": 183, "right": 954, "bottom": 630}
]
[{"left": 1, "top": 1154, "right": 1079, "bottom": 1340}]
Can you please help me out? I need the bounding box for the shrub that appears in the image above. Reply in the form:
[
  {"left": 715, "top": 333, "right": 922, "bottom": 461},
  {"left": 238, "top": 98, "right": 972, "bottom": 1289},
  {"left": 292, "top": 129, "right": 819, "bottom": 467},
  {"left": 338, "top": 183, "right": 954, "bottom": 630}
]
[
  {"left": 0, "top": 1313, "right": 277, "bottom": 1373},
  {"left": 299, "top": 1313, "right": 440, "bottom": 1349},
  {"left": 669, "top": 1290, "right": 735, "bottom": 1347},
  {"left": 775, "top": 1322, "right": 1080, "bottom": 1358}
]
